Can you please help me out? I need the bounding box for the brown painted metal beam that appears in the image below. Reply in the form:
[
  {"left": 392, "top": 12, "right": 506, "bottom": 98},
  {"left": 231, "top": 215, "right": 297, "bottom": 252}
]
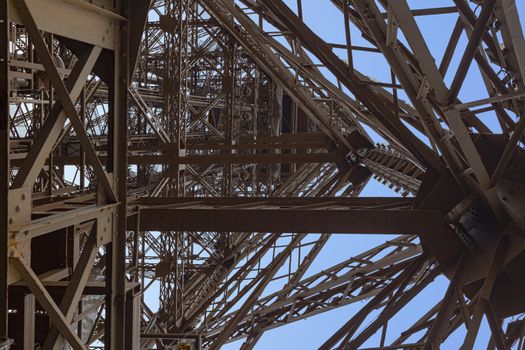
[
  {"left": 0, "top": 0, "right": 9, "bottom": 338},
  {"left": 132, "top": 196, "right": 412, "bottom": 207},
  {"left": 134, "top": 203, "right": 447, "bottom": 235},
  {"left": 47, "top": 152, "right": 343, "bottom": 166},
  {"left": 448, "top": 0, "right": 498, "bottom": 103}
]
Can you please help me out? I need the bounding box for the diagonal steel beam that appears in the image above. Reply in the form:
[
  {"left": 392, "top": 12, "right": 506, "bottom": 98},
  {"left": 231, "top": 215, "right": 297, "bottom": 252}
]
[
  {"left": 10, "top": 253, "right": 86, "bottom": 350},
  {"left": 318, "top": 255, "right": 426, "bottom": 350},
  {"left": 14, "top": 0, "right": 116, "bottom": 202},
  {"left": 198, "top": 0, "right": 353, "bottom": 150},
  {"left": 424, "top": 254, "right": 471, "bottom": 349},
  {"left": 448, "top": 0, "right": 499, "bottom": 103},
  {"left": 208, "top": 234, "right": 303, "bottom": 350},
  {"left": 42, "top": 226, "right": 100, "bottom": 350},
  {"left": 461, "top": 237, "right": 509, "bottom": 350},
  {"left": 202, "top": 237, "right": 421, "bottom": 346},
  {"left": 347, "top": 264, "right": 441, "bottom": 348},
  {"left": 484, "top": 300, "right": 506, "bottom": 350},
  {"left": 385, "top": 0, "right": 505, "bottom": 219},
  {"left": 11, "top": 45, "right": 101, "bottom": 189},
  {"left": 261, "top": 0, "right": 443, "bottom": 172}
]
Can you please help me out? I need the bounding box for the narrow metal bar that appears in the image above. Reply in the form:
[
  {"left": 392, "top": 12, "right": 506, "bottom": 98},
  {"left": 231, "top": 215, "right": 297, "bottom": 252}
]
[
  {"left": 0, "top": 0, "right": 9, "bottom": 339},
  {"left": 489, "top": 108, "right": 525, "bottom": 187},
  {"left": 448, "top": 0, "right": 498, "bottom": 103}
]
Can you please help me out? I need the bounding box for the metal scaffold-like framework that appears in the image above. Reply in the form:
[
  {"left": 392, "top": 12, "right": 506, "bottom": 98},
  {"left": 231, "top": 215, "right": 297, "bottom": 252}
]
[{"left": 1, "top": 0, "right": 525, "bottom": 349}]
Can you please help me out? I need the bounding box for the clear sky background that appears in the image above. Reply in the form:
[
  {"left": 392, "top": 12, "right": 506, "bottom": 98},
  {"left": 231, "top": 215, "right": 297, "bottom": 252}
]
[{"left": 220, "top": 0, "right": 525, "bottom": 349}]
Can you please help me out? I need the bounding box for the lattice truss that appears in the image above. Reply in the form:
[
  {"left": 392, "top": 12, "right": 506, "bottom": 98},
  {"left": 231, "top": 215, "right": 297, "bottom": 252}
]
[{"left": 1, "top": 0, "right": 525, "bottom": 349}]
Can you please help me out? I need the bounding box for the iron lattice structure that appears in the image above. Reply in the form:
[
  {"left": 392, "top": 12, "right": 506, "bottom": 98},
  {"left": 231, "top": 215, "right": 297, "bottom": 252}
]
[{"left": 1, "top": 0, "right": 525, "bottom": 349}]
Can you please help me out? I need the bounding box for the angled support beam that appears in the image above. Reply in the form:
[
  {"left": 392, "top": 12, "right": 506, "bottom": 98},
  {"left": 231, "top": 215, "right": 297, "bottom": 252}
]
[
  {"left": 199, "top": 0, "right": 354, "bottom": 150},
  {"left": 13, "top": 0, "right": 116, "bottom": 202},
  {"left": 347, "top": 265, "right": 441, "bottom": 348},
  {"left": 42, "top": 227, "right": 100, "bottom": 350},
  {"left": 129, "top": 88, "right": 170, "bottom": 144},
  {"left": 489, "top": 107, "right": 525, "bottom": 187},
  {"left": 318, "top": 255, "right": 426, "bottom": 350},
  {"left": 391, "top": 302, "right": 441, "bottom": 346},
  {"left": 440, "top": 18, "right": 463, "bottom": 76},
  {"left": 500, "top": 0, "right": 525, "bottom": 84},
  {"left": 186, "top": 165, "right": 221, "bottom": 197},
  {"left": 484, "top": 301, "right": 506, "bottom": 350},
  {"left": 186, "top": 92, "right": 226, "bottom": 131},
  {"left": 448, "top": 0, "right": 498, "bottom": 102},
  {"left": 181, "top": 234, "right": 281, "bottom": 328},
  {"left": 461, "top": 238, "right": 508, "bottom": 350},
  {"left": 262, "top": 0, "right": 443, "bottom": 172},
  {"left": 201, "top": 238, "right": 421, "bottom": 343},
  {"left": 386, "top": 0, "right": 505, "bottom": 219},
  {"left": 424, "top": 254, "right": 471, "bottom": 349},
  {"left": 208, "top": 235, "right": 303, "bottom": 350},
  {"left": 11, "top": 45, "right": 101, "bottom": 189},
  {"left": 10, "top": 253, "right": 86, "bottom": 350},
  {"left": 239, "top": 234, "right": 331, "bottom": 350}
]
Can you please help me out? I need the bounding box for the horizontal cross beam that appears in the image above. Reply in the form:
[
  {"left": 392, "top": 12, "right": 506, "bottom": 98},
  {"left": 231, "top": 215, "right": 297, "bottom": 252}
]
[{"left": 132, "top": 197, "right": 447, "bottom": 235}]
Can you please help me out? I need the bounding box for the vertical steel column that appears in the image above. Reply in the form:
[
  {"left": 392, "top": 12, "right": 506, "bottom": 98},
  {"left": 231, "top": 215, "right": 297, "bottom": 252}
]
[
  {"left": 22, "top": 294, "right": 35, "bottom": 350},
  {"left": 107, "top": 0, "right": 130, "bottom": 349},
  {"left": 222, "top": 38, "right": 235, "bottom": 196},
  {"left": 175, "top": 0, "right": 188, "bottom": 196},
  {"left": 0, "top": 0, "right": 9, "bottom": 340}
]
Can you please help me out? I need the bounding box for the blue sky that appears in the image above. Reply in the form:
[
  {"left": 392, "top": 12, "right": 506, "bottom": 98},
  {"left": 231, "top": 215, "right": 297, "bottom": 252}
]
[{"left": 220, "top": 1, "right": 525, "bottom": 349}]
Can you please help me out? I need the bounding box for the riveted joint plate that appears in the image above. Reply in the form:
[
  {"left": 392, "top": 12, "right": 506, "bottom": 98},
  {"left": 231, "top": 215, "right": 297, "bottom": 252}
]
[
  {"left": 8, "top": 187, "right": 31, "bottom": 231},
  {"left": 97, "top": 206, "right": 115, "bottom": 245}
]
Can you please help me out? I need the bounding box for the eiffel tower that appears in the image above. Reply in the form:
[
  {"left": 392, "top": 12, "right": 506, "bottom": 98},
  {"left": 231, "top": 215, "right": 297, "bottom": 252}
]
[{"left": 1, "top": 0, "right": 525, "bottom": 349}]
